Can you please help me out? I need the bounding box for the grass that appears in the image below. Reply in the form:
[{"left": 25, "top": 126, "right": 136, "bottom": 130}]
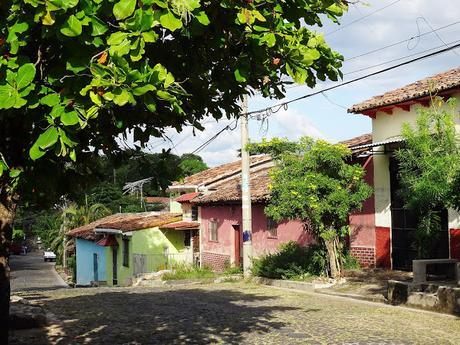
[{"left": 161, "top": 265, "right": 215, "bottom": 281}]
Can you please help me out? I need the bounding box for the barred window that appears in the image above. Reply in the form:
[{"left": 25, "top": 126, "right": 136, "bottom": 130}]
[
  {"left": 267, "top": 217, "right": 278, "bottom": 238},
  {"left": 209, "top": 219, "right": 218, "bottom": 242}
]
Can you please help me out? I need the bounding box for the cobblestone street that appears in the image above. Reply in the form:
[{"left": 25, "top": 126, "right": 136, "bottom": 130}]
[{"left": 10, "top": 282, "right": 460, "bottom": 345}]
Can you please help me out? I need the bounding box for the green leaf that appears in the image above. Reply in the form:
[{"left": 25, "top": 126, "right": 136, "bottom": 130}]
[
  {"left": 156, "top": 90, "right": 175, "bottom": 102},
  {"left": 16, "top": 63, "right": 36, "bottom": 90},
  {"left": 29, "top": 143, "right": 46, "bottom": 160},
  {"left": 91, "top": 16, "right": 108, "bottom": 36},
  {"left": 160, "top": 10, "right": 183, "bottom": 31},
  {"left": 69, "top": 150, "right": 77, "bottom": 162},
  {"left": 113, "top": 89, "right": 130, "bottom": 106},
  {"left": 164, "top": 72, "right": 174, "bottom": 88},
  {"left": 113, "top": 0, "right": 136, "bottom": 21},
  {"left": 60, "top": 15, "right": 83, "bottom": 37},
  {"left": 61, "top": 111, "right": 80, "bottom": 126},
  {"left": 9, "top": 169, "right": 21, "bottom": 178},
  {"left": 36, "top": 127, "right": 59, "bottom": 149},
  {"left": 195, "top": 11, "right": 210, "bottom": 26},
  {"left": 234, "top": 69, "right": 247, "bottom": 82},
  {"left": 40, "top": 93, "right": 60, "bottom": 107},
  {"left": 133, "top": 84, "right": 155, "bottom": 96},
  {"left": 0, "top": 85, "right": 18, "bottom": 109}
]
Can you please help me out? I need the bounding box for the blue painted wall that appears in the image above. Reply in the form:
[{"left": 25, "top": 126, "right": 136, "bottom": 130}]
[{"left": 75, "top": 238, "right": 107, "bottom": 286}]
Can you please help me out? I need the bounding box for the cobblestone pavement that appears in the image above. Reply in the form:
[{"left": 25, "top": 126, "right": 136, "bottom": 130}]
[{"left": 10, "top": 282, "right": 460, "bottom": 345}]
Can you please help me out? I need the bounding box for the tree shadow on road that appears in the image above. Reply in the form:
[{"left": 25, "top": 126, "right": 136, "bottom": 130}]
[{"left": 10, "top": 285, "right": 307, "bottom": 344}]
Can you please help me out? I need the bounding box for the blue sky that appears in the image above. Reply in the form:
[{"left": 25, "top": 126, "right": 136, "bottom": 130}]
[{"left": 137, "top": 0, "right": 460, "bottom": 167}]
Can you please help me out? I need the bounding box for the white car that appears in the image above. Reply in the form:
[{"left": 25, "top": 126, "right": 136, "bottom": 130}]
[{"left": 43, "top": 250, "right": 57, "bottom": 262}]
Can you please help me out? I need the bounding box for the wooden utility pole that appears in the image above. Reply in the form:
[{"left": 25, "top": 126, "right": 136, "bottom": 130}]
[{"left": 241, "top": 95, "right": 253, "bottom": 275}]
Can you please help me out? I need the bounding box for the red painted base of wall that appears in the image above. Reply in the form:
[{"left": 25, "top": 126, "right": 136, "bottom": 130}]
[
  {"left": 202, "top": 252, "right": 230, "bottom": 272},
  {"left": 450, "top": 229, "right": 460, "bottom": 261},
  {"left": 350, "top": 247, "right": 375, "bottom": 267},
  {"left": 375, "top": 227, "right": 391, "bottom": 269}
]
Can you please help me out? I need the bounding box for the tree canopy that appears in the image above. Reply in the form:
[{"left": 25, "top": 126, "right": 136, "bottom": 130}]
[
  {"left": 0, "top": 0, "right": 346, "bottom": 199},
  {"left": 394, "top": 97, "right": 460, "bottom": 257},
  {"left": 250, "top": 137, "right": 372, "bottom": 277}
]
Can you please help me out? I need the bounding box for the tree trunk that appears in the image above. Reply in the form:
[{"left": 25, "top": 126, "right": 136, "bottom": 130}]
[
  {"left": 0, "top": 193, "right": 17, "bottom": 345},
  {"left": 325, "top": 236, "right": 341, "bottom": 279}
]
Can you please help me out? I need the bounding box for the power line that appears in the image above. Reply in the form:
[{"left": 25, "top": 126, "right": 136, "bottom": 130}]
[
  {"left": 415, "top": 16, "right": 460, "bottom": 58},
  {"left": 245, "top": 42, "right": 460, "bottom": 118},
  {"left": 325, "top": 0, "right": 402, "bottom": 37},
  {"left": 191, "top": 119, "right": 238, "bottom": 154},
  {"left": 189, "top": 42, "right": 460, "bottom": 157},
  {"left": 344, "top": 39, "right": 460, "bottom": 76},
  {"left": 344, "top": 20, "right": 460, "bottom": 62}
]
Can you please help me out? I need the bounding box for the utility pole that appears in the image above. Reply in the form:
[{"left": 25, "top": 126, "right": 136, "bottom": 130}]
[{"left": 241, "top": 94, "right": 253, "bottom": 275}]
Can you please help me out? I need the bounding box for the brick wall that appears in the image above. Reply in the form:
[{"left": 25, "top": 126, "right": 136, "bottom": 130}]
[
  {"left": 202, "top": 252, "right": 230, "bottom": 272},
  {"left": 350, "top": 246, "right": 375, "bottom": 267}
]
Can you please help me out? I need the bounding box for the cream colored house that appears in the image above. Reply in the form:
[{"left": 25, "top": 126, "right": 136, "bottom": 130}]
[{"left": 348, "top": 67, "right": 460, "bottom": 270}]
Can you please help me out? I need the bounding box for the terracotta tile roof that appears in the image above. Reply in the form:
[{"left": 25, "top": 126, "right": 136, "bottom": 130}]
[
  {"left": 67, "top": 214, "right": 121, "bottom": 241},
  {"left": 67, "top": 212, "right": 182, "bottom": 240},
  {"left": 175, "top": 192, "right": 200, "bottom": 203},
  {"left": 145, "top": 197, "right": 170, "bottom": 204},
  {"left": 171, "top": 155, "right": 272, "bottom": 188},
  {"left": 340, "top": 133, "right": 372, "bottom": 148},
  {"left": 193, "top": 167, "right": 272, "bottom": 204},
  {"left": 348, "top": 67, "right": 460, "bottom": 113},
  {"left": 191, "top": 133, "right": 373, "bottom": 204},
  {"left": 160, "top": 221, "right": 200, "bottom": 230}
]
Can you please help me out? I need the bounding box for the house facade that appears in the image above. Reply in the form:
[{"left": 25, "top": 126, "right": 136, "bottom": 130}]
[
  {"left": 348, "top": 67, "right": 460, "bottom": 270},
  {"left": 68, "top": 212, "right": 195, "bottom": 286}
]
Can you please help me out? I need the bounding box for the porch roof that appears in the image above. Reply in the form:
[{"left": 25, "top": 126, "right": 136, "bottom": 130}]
[{"left": 175, "top": 192, "right": 200, "bottom": 203}]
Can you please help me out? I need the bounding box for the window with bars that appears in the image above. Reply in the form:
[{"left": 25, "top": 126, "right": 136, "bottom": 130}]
[
  {"left": 267, "top": 217, "right": 278, "bottom": 238},
  {"left": 191, "top": 205, "right": 198, "bottom": 221},
  {"left": 122, "top": 238, "right": 129, "bottom": 267},
  {"left": 209, "top": 219, "right": 218, "bottom": 242}
]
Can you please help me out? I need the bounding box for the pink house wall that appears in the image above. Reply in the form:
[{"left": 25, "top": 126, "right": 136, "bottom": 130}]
[{"left": 200, "top": 203, "right": 314, "bottom": 271}]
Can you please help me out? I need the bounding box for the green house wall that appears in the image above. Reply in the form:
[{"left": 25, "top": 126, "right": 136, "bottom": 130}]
[{"left": 105, "top": 227, "right": 185, "bottom": 286}]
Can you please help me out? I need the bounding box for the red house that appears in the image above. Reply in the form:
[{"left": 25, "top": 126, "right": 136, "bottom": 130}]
[
  {"left": 348, "top": 67, "right": 460, "bottom": 270},
  {"left": 169, "top": 137, "right": 372, "bottom": 271}
]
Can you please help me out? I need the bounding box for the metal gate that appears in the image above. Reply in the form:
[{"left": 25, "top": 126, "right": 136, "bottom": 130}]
[
  {"left": 389, "top": 158, "right": 449, "bottom": 270},
  {"left": 133, "top": 254, "right": 147, "bottom": 276}
]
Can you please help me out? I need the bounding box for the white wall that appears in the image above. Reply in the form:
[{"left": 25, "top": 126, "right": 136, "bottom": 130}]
[{"left": 372, "top": 92, "right": 460, "bottom": 231}]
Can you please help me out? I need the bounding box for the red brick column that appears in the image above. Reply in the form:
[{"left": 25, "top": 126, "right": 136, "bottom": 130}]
[{"left": 450, "top": 229, "right": 460, "bottom": 260}]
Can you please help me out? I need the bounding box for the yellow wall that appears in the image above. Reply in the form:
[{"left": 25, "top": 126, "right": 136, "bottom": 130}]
[{"left": 105, "top": 227, "right": 185, "bottom": 286}]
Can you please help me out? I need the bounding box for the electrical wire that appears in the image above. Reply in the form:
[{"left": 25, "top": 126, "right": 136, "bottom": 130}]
[
  {"left": 344, "top": 39, "right": 460, "bottom": 76},
  {"left": 325, "top": 0, "right": 402, "bottom": 37},
  {"left": 344, "top": 20, "right": 460, "bottom": 62},
  {"left": 244, "top": 42, "right": 460, "bottom": 118}
]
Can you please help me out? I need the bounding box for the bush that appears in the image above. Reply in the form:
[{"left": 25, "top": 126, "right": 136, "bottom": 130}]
[
  {"left": 223, "top": 262, "right": 243, "bottom": 276},
  {"left": 251, "top": 241, "right": 327, "bottom": 280},
  {"left": 162, "top": 265, "right": 215, "bottom": 281}
]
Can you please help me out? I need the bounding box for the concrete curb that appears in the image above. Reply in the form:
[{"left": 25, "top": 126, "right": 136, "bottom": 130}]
[{"left": 314, "top": 289, "right": 386, "bottom": 303}]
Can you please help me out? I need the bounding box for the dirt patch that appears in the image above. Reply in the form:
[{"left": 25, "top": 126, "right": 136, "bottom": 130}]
[{"left": 322, "top": 268, "right": 412, "bottom": 301}]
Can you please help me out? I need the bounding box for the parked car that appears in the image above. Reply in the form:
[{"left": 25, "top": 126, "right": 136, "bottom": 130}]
[{"left": 43, "top": 250, "right": 57, "bottom": 262}]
